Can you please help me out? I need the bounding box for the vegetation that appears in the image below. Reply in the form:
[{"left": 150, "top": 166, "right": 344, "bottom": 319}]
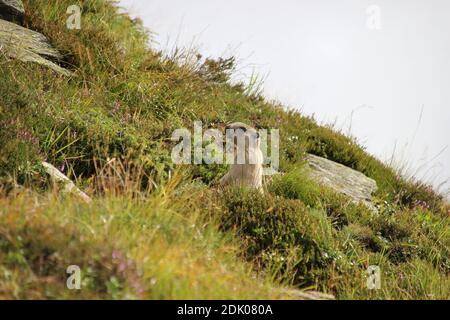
[{"left": 0, "top": 0, "right": 448, "bottom": 299}]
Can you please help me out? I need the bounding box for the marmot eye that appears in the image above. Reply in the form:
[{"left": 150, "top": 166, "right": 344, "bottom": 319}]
[{"left": 250, "top": 131, "right": 259, "bottom": 139}]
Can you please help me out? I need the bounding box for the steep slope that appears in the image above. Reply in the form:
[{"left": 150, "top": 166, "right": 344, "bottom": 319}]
[{"left": 0, "top": 0, "right": 448, "bottom": 299}]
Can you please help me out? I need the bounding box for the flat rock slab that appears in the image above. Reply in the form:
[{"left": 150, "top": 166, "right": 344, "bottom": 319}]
[
  {"left": 281, "top": 289, "right": 335, "bottom": 300},
  {"left": 306, "top": 153, "right": 378, "bottom": 210},
  {"left": 0, "top": 18, "right": 73, "bottom": 76},
  {"left": 0, "top": 0, "right": 24, "bottom": 24}
]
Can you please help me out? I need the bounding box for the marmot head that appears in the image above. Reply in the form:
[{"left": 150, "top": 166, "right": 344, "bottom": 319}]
[
  {"left": 225, "top": 122, "right": 260, "bottom": 143},
  {"left": 225, "top": 122, "right": 262, "bottom": 165}
]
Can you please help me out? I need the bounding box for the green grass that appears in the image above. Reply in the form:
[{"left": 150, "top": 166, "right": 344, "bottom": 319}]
[
  {"left": 213, "top": 187, "right": 449, "bottom": 299},
  {"left": 0, "top": 0, "right": 448, "bottom": 299},
  {"left": 0, "top": 178, "right": 288, "bottom": 299}
]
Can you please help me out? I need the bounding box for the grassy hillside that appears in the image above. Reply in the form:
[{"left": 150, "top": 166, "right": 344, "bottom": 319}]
[{"left": 0, "top": 0, "right": 448, "bottom": 299}]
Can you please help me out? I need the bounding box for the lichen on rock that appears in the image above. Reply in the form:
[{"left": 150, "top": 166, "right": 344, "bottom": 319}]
[{"left": 0, "top": 18, "right": 73, "bottom": 76}]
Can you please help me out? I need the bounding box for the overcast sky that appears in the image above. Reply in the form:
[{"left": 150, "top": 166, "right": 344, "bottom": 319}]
[{"left": 119, "top": 0, "right": 450, "bottom": 198}]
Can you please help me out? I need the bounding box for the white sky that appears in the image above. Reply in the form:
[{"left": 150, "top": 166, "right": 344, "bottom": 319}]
[{"left": 118, "top": 0, "right": 450, "bottom": 198}]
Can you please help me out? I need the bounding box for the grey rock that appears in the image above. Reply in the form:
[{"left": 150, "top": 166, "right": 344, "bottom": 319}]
[
  {"left": 0, "top": 19, "right": 73, "bottom": 76},
  {"left": 42, "top": 162, "right": 92, "bottom": 204},
  {"left": 281, "top": 288, "right": 335, "bottom": 300},
  {"left": 306, "top": 153, "right": 378, "bottom": 210},
  {"left": 0, "top": 0, "right": 24, "bottom": 24}
]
